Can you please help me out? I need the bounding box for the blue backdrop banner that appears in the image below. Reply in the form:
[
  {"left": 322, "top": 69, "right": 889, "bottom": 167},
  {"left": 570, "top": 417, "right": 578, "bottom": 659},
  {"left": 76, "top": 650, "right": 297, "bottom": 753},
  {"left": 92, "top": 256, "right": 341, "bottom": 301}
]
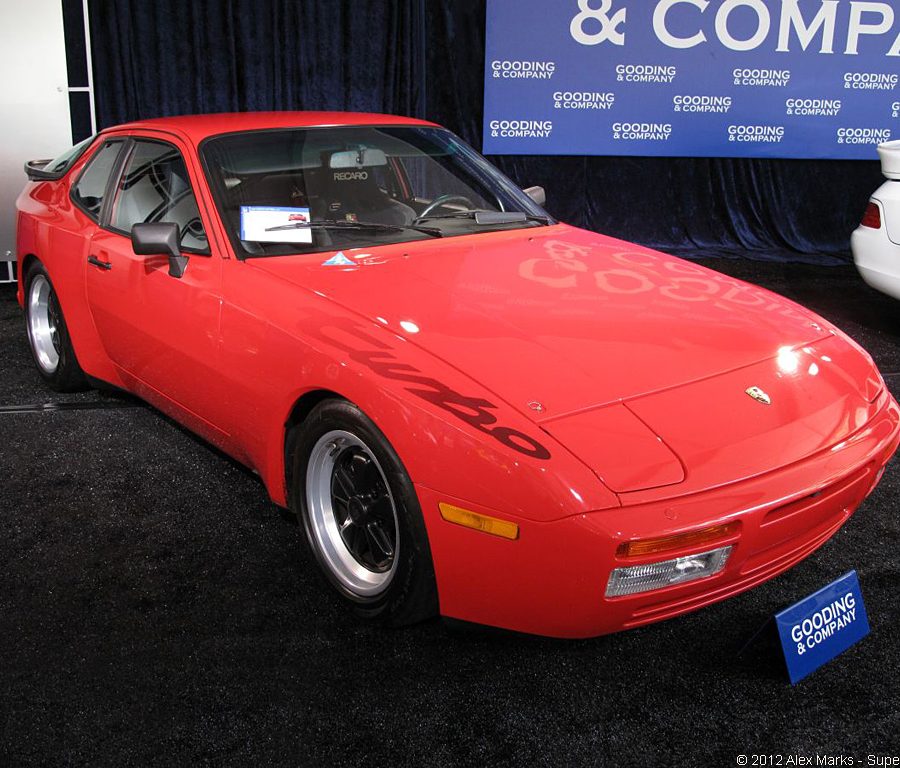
[{"left": 483, "top": 0, "right": 900, "bottom": 159}]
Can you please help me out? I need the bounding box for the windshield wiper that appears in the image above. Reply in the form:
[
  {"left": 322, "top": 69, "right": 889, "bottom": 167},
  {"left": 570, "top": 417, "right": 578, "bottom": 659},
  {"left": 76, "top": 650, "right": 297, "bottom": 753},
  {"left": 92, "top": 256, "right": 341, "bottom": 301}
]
[
  {"left": 263, "top": 219, "right": 443, "bottom": 238},
  {"left": 414, "top": 210, "right": 551, "bottom": 226}
]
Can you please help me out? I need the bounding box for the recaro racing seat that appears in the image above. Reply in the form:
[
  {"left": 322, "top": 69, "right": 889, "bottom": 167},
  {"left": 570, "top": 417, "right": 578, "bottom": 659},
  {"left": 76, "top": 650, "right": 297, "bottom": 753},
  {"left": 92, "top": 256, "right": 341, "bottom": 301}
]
[{"left": 308, "top": 153, "right": 415, "bottom": 226}]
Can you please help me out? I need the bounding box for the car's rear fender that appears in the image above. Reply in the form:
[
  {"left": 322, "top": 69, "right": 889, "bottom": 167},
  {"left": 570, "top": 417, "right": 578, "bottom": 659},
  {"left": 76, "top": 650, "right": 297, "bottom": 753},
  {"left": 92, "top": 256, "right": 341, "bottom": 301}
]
[
  {"left": 16, "top": 178, "right": 124, "bottom": 388},
  {"left": 871, "top": 179, "right": 900, "bottom": 246}
]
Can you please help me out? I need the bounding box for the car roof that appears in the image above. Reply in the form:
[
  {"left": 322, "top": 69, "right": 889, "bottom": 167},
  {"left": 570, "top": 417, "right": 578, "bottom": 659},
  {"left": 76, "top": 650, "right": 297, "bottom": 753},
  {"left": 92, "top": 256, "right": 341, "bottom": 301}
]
[{"left": 103, "top": 111, "right": 440, "bottom": 143}]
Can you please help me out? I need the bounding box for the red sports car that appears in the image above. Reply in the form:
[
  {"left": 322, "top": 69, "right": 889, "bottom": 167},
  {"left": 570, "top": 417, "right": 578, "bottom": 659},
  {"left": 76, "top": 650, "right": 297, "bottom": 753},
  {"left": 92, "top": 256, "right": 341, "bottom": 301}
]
[{"left": 16, "top": 112, "right": 899, "bottom": 638}]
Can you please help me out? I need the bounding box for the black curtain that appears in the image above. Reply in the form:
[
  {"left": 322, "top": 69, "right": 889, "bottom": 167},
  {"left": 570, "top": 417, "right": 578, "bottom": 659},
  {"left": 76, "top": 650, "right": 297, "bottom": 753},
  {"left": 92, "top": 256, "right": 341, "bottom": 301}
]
[{"left": 88, "top": 0, "right": 883, "bottom": 261}]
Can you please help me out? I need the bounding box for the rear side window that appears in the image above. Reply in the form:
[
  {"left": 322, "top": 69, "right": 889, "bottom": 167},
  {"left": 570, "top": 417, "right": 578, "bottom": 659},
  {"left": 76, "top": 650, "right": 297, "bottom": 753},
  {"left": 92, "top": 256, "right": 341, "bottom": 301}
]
[
  {"left": 44, "top": 136, "right": 94, "bottom": 175},
  {"left": 71, "top": 141, "right": 124, "bottom": 221},
  {"left": 111, "top": 140, "right": 208, "bottom": 253},
  {"left": 26, "top": 136, "right": 96, "bottom": 181}
]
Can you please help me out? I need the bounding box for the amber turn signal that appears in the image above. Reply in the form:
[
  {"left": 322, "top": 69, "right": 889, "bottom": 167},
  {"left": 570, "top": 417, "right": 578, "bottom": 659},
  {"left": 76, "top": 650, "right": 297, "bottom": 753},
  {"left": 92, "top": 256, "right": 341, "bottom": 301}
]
[
  {"left": 439, "top": 503, "right": 519, "bottom": 540},
  {"left": 616, "top": 521, "right": 740, "bottom": 559}
]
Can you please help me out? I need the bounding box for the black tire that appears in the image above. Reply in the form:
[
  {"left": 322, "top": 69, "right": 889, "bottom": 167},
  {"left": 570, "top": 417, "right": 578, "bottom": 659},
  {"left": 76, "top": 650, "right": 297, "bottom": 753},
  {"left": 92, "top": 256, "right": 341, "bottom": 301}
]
[
  {"left": 290, "top": 398, "right": 439, "bottom": 626},
  {"left": 23, "top": 261, "right": 88, "bottom": 392}
]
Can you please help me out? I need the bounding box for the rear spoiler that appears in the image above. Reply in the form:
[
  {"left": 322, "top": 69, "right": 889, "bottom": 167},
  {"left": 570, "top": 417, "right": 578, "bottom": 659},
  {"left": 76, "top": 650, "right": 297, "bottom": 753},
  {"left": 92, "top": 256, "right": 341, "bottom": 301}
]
[
  {"left": 24, "top": 135, "right": 96, "bottom": 182},
  {"left": 24, "top": 159, "right": 58, "bottom": 181}
]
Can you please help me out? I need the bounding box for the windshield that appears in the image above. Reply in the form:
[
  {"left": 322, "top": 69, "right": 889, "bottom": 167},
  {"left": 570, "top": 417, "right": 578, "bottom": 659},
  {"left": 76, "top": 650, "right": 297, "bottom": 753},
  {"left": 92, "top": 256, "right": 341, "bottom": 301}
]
[{"left": 200, "top": 125, "right": 552, "bottom": 258}]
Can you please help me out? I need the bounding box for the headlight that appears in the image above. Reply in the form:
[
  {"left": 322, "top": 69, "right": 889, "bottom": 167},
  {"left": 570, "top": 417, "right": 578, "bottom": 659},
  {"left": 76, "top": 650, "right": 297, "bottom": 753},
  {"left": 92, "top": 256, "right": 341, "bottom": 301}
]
[{"left": 605, "top": 545, "right": 733, "bottom": 598}]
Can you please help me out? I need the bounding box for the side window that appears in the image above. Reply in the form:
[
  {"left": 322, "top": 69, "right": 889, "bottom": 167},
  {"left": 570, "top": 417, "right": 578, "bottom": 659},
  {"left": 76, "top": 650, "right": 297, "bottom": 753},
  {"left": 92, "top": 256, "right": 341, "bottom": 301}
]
[
  {"left": 71, "top": 141, "right": 124, "bottom": 220},
  {"left": 111, "top": 140, "right": 208, "bottom": 253}
]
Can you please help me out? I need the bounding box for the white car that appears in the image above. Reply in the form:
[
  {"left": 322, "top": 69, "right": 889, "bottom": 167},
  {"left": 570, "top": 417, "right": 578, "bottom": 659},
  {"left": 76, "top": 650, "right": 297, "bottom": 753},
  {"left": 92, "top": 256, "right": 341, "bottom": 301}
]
[{"left": 852, "top": 140, "right": 900, "bottom": 299}]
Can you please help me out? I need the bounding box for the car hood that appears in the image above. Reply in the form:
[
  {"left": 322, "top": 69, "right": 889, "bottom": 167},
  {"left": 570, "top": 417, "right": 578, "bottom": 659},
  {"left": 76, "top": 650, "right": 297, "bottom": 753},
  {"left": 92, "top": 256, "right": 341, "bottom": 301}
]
[
  {"left": 249, "top": 225, "right": 883, "bottom": 493},
  {"left": 250, "top": 224, "right": 832, "bottom": 415}
]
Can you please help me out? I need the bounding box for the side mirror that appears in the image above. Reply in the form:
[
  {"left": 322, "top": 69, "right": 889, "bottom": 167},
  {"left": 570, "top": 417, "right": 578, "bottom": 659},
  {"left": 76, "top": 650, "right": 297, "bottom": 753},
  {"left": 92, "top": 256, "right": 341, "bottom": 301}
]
[
  {"left": 131, "top": 222, "right": 189, "bottom": 279},
  {"left": 523, "top": 186, "right": 546, "bottom": 207}
]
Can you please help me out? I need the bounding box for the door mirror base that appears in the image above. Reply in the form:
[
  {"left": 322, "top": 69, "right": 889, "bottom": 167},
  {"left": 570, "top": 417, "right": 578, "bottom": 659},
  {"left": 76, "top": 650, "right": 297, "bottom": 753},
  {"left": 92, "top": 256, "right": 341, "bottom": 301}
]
[{"left": 167, "top": 255, "right": 189, "bottom": 279}]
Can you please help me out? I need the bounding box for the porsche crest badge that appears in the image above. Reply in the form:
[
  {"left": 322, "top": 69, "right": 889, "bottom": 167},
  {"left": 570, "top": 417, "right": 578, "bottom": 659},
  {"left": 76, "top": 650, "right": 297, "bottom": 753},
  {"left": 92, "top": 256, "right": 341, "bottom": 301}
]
[{"left": 745, "top": 386, "right": 771, "bottom": 405}]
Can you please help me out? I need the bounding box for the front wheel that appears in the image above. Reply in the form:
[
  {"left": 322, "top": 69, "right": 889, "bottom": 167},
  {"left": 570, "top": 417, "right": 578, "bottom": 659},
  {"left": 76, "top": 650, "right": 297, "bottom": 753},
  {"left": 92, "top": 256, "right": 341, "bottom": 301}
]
[
  {"left": 24, "top": 261, "right": 88, "bottom": 392},
  {"left": 291, "top": 399, "right": 438, "bottom": 625}
]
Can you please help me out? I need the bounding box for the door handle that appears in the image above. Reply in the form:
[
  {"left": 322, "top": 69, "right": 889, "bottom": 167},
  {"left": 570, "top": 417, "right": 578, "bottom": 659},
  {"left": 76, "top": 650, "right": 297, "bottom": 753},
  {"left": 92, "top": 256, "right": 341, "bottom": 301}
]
[{"left": 88, "top": 255, "right": 112, "bottom": 271}]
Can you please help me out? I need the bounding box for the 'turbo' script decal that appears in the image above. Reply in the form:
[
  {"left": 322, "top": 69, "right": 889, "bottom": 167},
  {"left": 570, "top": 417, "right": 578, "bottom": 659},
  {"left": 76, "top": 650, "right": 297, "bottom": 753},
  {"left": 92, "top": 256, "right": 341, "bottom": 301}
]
[{"left": 322, "top": 324, "right": 552, "bottom": 461}]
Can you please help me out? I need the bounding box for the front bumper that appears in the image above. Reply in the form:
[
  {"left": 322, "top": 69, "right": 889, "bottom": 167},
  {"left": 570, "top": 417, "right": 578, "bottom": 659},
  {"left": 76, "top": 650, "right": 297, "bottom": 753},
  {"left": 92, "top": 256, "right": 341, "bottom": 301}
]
[{"left": 417, "top": 392, "right": 900, "bottom": 639}]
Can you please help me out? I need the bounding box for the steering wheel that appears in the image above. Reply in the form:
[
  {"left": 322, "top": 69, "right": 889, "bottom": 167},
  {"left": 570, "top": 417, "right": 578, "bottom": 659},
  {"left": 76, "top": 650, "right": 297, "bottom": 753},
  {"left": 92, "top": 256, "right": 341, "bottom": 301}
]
[{"left": 417, "top": 194, "right": 476, "bottom": 220}]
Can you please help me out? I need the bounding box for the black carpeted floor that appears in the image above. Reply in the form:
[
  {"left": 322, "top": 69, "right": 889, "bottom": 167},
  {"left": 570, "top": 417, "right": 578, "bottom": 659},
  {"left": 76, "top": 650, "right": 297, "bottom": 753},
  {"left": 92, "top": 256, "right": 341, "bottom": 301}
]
[{"left": 2, "top": 259, "right": 899, "bottom": 767}]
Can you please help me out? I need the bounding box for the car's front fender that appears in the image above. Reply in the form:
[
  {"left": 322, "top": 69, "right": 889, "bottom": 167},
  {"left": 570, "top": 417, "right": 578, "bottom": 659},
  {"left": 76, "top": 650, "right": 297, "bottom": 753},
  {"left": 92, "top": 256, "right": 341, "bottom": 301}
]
[{"left": 233, "top": 298, "right": 621, "bottom": 522}]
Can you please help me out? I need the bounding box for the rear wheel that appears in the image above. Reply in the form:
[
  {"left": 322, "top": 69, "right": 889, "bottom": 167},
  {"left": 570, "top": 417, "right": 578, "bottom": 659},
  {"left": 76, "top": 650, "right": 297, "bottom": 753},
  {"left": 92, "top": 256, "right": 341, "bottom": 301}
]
[
  {"left": 24, "top": 262, "right": 88, "bottom": 392},
  {"left": 291, "top": 399, "right": 438, "bottom": 625}
]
